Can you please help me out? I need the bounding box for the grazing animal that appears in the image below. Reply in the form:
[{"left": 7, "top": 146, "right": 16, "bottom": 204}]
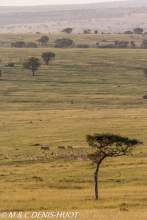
[
  {"left": 41, "top": 146, "right": 50, "bottom": 150},
  {"left": 67, "top": 146, "right": 73, "bottom": 149},
  {"left": 58, "top": 146, "right": 65, "bottom": 150},
  {"left": 137, "top": 142, "right": 143, "bottom": 145}
]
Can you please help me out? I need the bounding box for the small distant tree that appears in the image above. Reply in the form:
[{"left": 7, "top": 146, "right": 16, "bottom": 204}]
[
  {"left": 83, "top": 29, "right": 91, "bottom": 34},
  {"left": 27, "top": 42, "right": 37, "bottom": 48},
  {"left": 76, "top": 44, "right": 89, "bottom": 48},
  {"left": 114, "top": 41, "right": 119, "bottom": 47},
  {"left": 41, "top": 52, "right": 55, "bottom": 65},
  {"left": 123, "top": 31, "right": 133, "bottom": 34},
  {"left": 54, "top": 38, "right": 74, "bottom": 48},
  {"left": 11, "top": 41, "right": 26, "bottom": 48},
  {"left": 37, "top": 36, "right": 49, "bottom": 45},
  {"left": 86, "top": 133, "right": 138, "bottom": 200},
  {"left": 96, "top": 42, "right": 99, "bottom": 47},
  {"left": 7, "top": 62, "right": 15, "bottom": 67},
  {"left": 117, "top": 41, "right": 129, "bottom": 48},
  {"left": 94, "top": 30, "right": 98, "bottom": 34},
  {"left": 133, "top": 28, "right": 143, "bottom": 34},
  {"left": 23, "top": 57, "right": 41, "bottom": 76},
  {"left": 141, "top": 39, "right": 147, "bottom": 48},
  {"left": 0, "top": 69, "right": 2, "bottom": 77},
  {"left": 130, "top": 41, "right": 135, "bottom": 47},
  {"left": 62, "top": 28, "right": 73, "bottom": 34},
  {"left": 98, "top": 44, "right": 115, "bottom": 48}
]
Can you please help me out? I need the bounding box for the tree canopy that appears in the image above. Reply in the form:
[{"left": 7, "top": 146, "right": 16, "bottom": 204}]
[
  {"left": 133, "top": 28, "right": 143, "bottom": 34},
  {"left": 11, "top": 41, "right": 37, "bottom": 48},
  {"left": 86, "top": 133, "right": 138, "bottom": 199},
  {"left": 123, "top": 30, "right": 133, "bottom": 34},
  {"left": 94, "top": 30, "right": 98, "bottom": 34},
  {"left": 11, "top": 41, "right": 26, "bottom": 48},
  {"left": 54, "top": 38, "right": 74, "bottom": 48},
  {"left": 142, "top": 39, "right": 147, "bottom": 48},
  {"left": 83, "top": 29, "right": 91, "bottom": 34},
  {"left": 27, "top": 42, "right": 38, "bottom": 48},
  {"left": 41, "top": 52, "right": 55, "bottom": 65},
  {"left": 62, "top": 28, "right": 73, "bottom": 34},
  {"left": 37, "top": 36, "right": 49, "bottom": 45},
  {"left": 23, "top": 57, "right": 41, "bottom": 76}
]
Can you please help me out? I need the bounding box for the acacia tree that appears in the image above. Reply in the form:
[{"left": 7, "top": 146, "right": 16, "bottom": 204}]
[
  {"left": 94, "top": 30, "right": 98, "bottom": 34},
  {"left": 37, "top": 36, "right": 49, "bottom": 45},
  {"left": 41, "top": 52, "right": 55, "bottom": 65},
  {"left": 23, "top": 57, "right": 41, "bottom": 76},
  {"left": 86, "top": 133, "right": 138, "bottom": 200},
  {"left": 133, "top": 28, "right": 143, "bottom": 34},
  {"left": 62, "top": 28, "right": 73, "bottom": 34},
  {"left": 83, "top": 29, "right": 91, "bottom": 34}
]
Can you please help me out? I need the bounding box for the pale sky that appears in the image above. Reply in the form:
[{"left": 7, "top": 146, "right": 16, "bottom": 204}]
[{"left": 0, "top": 0, "right": 127, "bottom": 6}]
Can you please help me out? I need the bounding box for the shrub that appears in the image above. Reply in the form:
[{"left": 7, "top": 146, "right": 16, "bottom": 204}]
[
  {"left": 143, "top": 95, "right": 147, "bottom": 99},
  {"left": 37, "top": 36, "right": 49, "bottom": 45},
  {"left": 11, "top": 41, "right": 26, "bottom": 48},
  {"left": 27, "top": 42, "right": 37, "bottom": 48},
  {"left": 142, "top": 39, "right": 147, "bottom": 48},
  {"left": 6, "top": 62, "right": 15, "bottom": 67},
  {"left": 123, "top": 31, "right": 133, "bottom": 34},
  {"left": 76, "top": 44, "right": 89, "bottom": 48},
  {"left": 98, "top": 44, "right": 115, "bottom": 48},
  {"left": 54, "top": 38, "right": 74, "bottom": 48}
]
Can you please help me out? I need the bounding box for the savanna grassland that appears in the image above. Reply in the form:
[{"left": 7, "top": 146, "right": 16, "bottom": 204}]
[{"left": 0, "top": 33, "right": 147, "bottom": 220}]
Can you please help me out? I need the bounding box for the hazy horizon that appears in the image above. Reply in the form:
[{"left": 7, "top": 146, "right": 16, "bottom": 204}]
[{"left": 0, "top": 0, "right": 128, "bottom": 7}]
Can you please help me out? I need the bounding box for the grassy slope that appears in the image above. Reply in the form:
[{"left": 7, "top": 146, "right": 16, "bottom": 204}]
[{"left": 0, "top": 34, "right": 147, "bottom": 219}]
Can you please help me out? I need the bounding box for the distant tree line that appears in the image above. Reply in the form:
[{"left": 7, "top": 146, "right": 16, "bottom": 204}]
[
  {"left": 62, "top": 27, "right": 147, "bottom": 35},
  {"left": 10, "top": 27, "right": 147, "bottom": 50}
]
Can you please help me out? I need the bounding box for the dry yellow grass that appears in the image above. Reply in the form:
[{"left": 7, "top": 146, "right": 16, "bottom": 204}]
[{"left": 0, "top": 34, "right": 147, "bottom": 219}]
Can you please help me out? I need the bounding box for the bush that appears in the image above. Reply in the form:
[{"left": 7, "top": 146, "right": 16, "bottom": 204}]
[
  {"left": 37, "top": 36, "right": 49, "bottom": 45},
  {"left": 142, "top": 39, "right": 147, "bottom": 48},
  {"left": 143, "top": 95, "right": 147, "bottom": 99},
  {"left": 11, "top": 41, "right": 26, "bottom": 48},
  {"left": 27, "top": 42, "right": 37, "bottom": 48},
  {"left": 76, "top": 44, "right": 89, "bottom": 48},
  {"left": 123, "top": 31, "right": 133, "bottom": 34},
  {"left": 114, "top": 41, "right": 129, "bottom": 48},
  {"left": 54, "top": 38, "right": 74, "bottom": 48},
  {"left": 98, "top": 44, "right": 115, "bottom": 48},
  {"left": 6, "top": 62, "right": 15, "bottom": 67}
]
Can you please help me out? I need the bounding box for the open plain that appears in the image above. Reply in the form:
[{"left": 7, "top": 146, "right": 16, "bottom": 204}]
[{"left": 0, "top": 33, "right": 147, "bottom": 220}]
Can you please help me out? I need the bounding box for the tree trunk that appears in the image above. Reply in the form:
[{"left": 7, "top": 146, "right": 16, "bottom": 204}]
[
  {"left": 46, "top": 60, "right": 49, "bottom": 65},
  {"left": 32, "top": 70, "right": 35, "bottom": 76},
  {"left": 94, "top": 164, "right": 99, "bottom": 200}
]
